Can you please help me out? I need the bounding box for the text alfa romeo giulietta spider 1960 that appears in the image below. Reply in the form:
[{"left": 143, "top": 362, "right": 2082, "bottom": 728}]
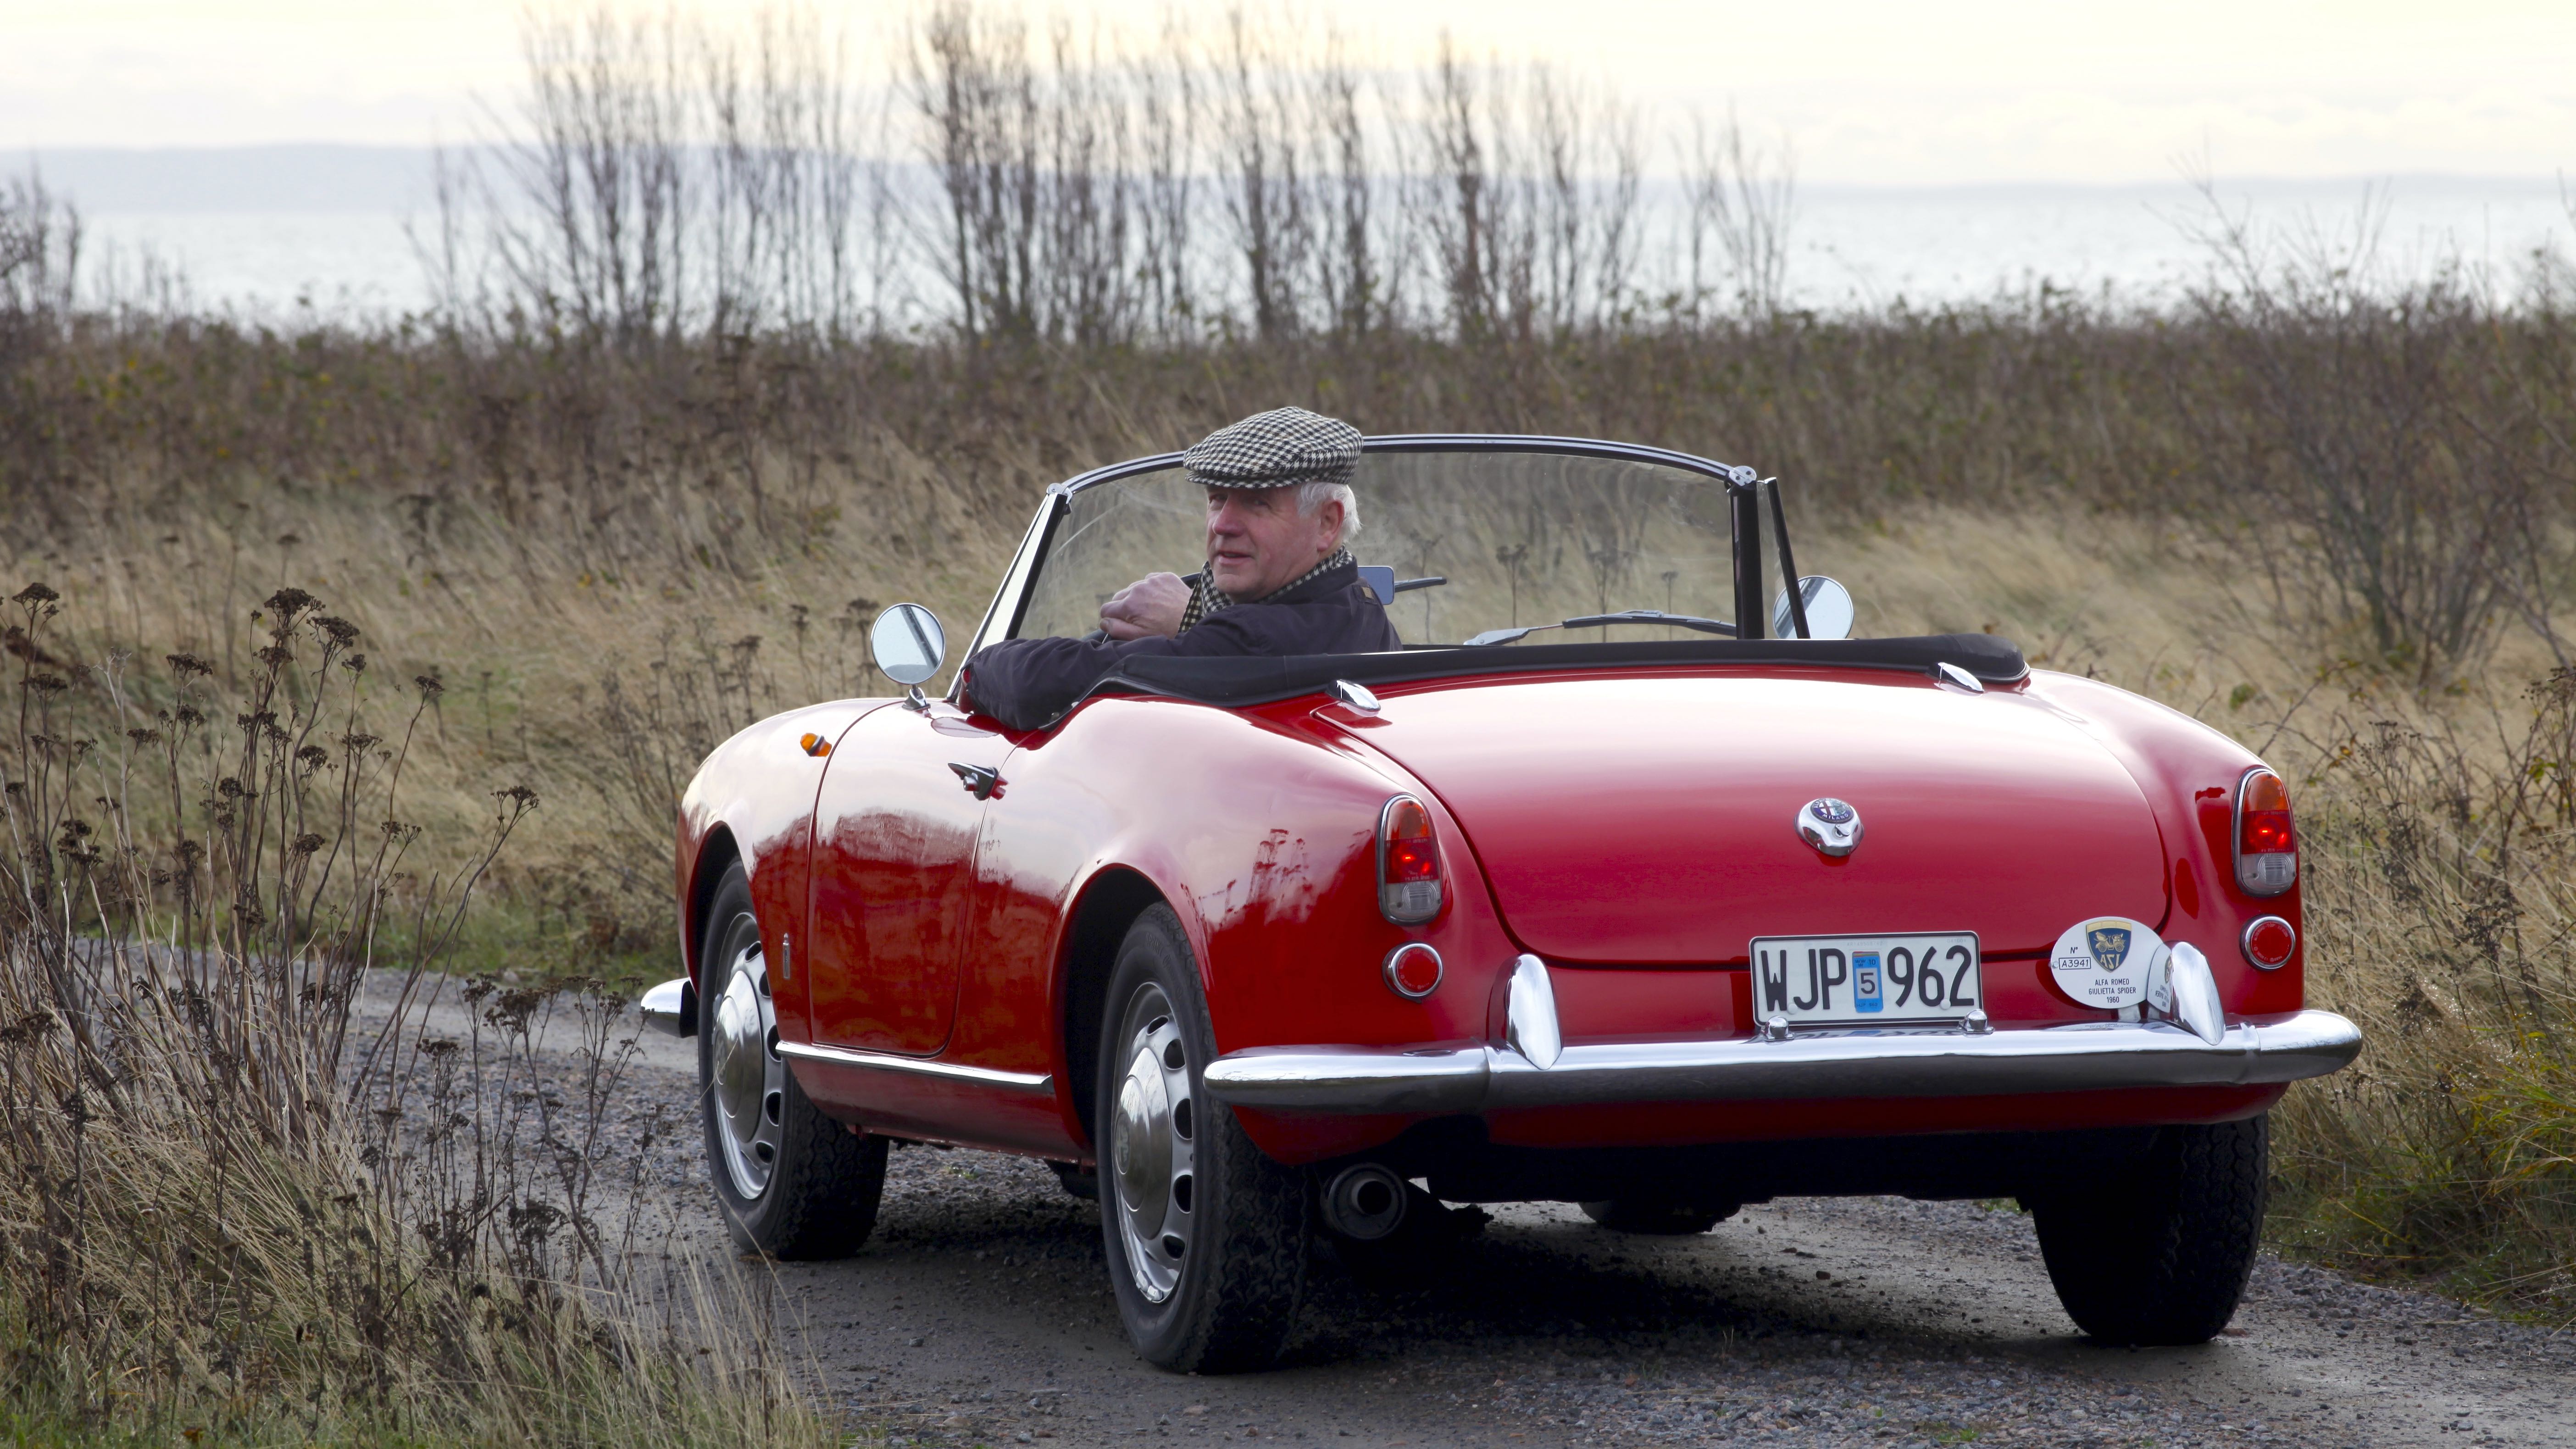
[{"left": 643, "top": 434, "right": 2360, "bottom": 1372}]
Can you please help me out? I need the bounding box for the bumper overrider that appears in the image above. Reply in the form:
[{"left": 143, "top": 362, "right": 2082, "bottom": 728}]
[{"left": 1201, "top": 955, "right": 2363, "bottom": 1116}]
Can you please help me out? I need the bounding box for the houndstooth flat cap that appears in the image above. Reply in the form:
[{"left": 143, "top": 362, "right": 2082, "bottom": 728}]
[{"left": 1183, "top": 406, "right": 1362, "bottom": 490}]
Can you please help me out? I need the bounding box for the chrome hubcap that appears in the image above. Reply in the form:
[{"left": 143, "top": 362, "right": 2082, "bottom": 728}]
[
  {"left": 1109, "top": 988, "right": 1195, "bottom": 1303},
  {"left": 710, "top": 939, "right": 784, "bottom": 1200}
]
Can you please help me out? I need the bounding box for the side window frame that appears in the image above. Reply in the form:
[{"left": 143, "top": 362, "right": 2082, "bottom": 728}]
[{"left": 948, "top": 493, "right": 1064, "bottom": 700}]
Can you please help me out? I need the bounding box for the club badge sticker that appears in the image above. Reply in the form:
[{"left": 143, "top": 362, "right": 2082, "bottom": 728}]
[{"left": 2048, "top": 916, "right": 2166, "bottom": 1010}]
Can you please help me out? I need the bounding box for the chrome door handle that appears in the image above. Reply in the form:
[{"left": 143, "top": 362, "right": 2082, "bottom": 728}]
[{"left": 948, "top": 762, "right": 1003, "bottom": 799}]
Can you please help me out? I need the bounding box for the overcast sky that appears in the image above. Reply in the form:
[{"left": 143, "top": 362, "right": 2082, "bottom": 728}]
[{"left": 4, "top": 0, "right": 2570, "bottom": 186}]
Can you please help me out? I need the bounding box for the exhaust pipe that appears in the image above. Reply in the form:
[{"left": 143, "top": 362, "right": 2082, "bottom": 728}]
[{"left": 1321, "top": 1163, "right": 1410, "bottom": 1241}]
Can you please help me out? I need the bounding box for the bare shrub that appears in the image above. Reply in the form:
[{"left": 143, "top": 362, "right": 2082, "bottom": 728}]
[
  {"left": 1679, "top": 107, "right": 1795, "bottom": 321},
  {"left": 0, "top": 582, "right": 818, "bottom": 1443},
  {"left": 0, "top": 174, "right": 82, "bottom": 531},
  {"left": 0, "top": 170, "right": 78, "bottom": 349},
  {"left": 2176, "top": 183, "right": 2570, "bottom": 686}
]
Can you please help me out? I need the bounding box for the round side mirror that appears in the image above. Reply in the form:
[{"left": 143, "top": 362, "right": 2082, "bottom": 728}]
[
  {"left": 869, "top": 603, "right": 948, "bottom": 686},
  {"left": 1771, "top": 576, "right": 1855, "bottom": 641}
]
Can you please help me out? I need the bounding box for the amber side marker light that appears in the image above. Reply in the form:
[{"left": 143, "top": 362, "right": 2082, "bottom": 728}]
[
  {"left": 799, "top": 732, "right": 831, "bottom": 757},
  {"left": 1377, "top": 795, "right": 1444, "bottom": 924},
  {"left": 2243, "top": 915, "right": 2297, "bottom": 970},
  {"left": 2233, "top": 768, "right": 2297, "bottom": 896}
]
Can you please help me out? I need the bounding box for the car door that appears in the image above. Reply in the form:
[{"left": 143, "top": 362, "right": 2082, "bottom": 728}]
[{"left": 803, "top": 699, "right": 1010, "bottom": 1056}]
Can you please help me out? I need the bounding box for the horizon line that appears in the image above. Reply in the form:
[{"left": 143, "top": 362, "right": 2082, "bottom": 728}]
[{"left": 8, "top": 143, "right": 2566, "bottom": 199}]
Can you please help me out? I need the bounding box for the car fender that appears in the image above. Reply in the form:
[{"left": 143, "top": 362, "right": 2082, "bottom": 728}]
[
  {"left": 960, "top": 695, "right": 1522, "bottom": 1161},
  {"left": 2021, "top": 671, "right": 2302, "bottom": 1015},
  {"left": 676, "top": 698, "right": 901, "bottom": 1009}
]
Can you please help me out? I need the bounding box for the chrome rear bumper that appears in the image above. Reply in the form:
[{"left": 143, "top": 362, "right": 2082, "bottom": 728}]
[
  {"left": 640, "top": 977, "right": 696, "bottom": 1038},
  {"left": 1201, "top": 955, "right": 2361, "bottom": 1116}
]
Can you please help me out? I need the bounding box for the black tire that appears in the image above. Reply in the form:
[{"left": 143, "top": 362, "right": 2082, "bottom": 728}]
[
  {"left": 1579, "top": 1198, "right": 1738, "bottom": 1235},
  {"left": 2030, "top": 1115, "right": 2267, "bottom": 1345},
  {"left": 698, "top": 861, "right": 887, "bottom": 1259},
  {"left": 1096, "top": 905, "right": 1307, "bottom": 1372}
]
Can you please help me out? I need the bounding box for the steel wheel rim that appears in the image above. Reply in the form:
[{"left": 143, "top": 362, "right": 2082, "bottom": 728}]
[
  {"left": 710, "top": 930, "right": 785, "bottom": 1201},
  {"left": 1109, "top": 983, "right": 1196, "bottom": 1304}
]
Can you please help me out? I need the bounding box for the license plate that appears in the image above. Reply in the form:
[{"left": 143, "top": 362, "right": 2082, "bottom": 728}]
[{"left": 1750, "top": 932, "right": 1982, "bottom": 1027}]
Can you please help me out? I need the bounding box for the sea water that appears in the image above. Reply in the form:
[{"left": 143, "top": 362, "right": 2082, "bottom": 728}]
[{"left": 47, "top": 161, "right": 2573, "bottom": 323}]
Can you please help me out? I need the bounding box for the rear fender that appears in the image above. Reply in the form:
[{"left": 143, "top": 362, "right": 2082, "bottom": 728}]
[
  {"left": 2027, "top": 672, "right": 2302, "bottom": 1016},
  {"left": 1008, "top": 696, "right": 1523, "bottom": 1165}
]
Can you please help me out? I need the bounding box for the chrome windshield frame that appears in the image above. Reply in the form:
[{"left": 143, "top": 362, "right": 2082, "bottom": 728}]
[{"left": 993, "top": 434, "right": 1781, "bottom": 666}]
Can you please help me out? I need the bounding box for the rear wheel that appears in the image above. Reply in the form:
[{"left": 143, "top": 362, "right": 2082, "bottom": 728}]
[
  {"left": 1097, "top": 905, "right": 1306, "bottom": 1372},
  {"left": 699, "top": 861, "right": 887, "bottom": 1259},
  {"left": 1579, "top": 1198, "right": 1738, "bottom": 1235},
  {"left": 2030, "top": 1116, "right": 2267, "bottom": 1345}
]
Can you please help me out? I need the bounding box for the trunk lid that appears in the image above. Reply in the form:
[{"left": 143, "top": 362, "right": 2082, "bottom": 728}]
[{"left": 1351, "top": 671, "right": 2167, "bottom": 963}]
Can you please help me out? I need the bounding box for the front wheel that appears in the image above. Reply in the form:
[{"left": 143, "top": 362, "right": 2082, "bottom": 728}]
[
  {"left": 1097, "top": 905, "right": 1307, "bottom": 1372},
  {"left": 2030, "top": 1116, "right": 2267, "bottom": 1345},
  {"left": 698, "top": 861, "right": 887, "bottom": 1259}
]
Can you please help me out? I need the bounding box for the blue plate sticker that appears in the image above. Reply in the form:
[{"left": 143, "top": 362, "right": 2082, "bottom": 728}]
[{"left": 1853, "top": 951, "right": 1884, "bottom": 1012}]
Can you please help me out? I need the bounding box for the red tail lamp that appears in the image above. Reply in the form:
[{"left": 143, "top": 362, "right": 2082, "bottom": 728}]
[
  {"left": 2243, "top": 915, "right": 2297, "bottom": 971},
  {"left": 2232, "top": 768, "right": 2298, "bottom": 896},
  {"left": 1377, "top": 795, "right": 1444, "bottom": 924}
]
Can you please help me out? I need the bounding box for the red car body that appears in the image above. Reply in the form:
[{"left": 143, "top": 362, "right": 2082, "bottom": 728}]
[{"left": 664, "top": 437, "right": 2357, "bottom": 1207}]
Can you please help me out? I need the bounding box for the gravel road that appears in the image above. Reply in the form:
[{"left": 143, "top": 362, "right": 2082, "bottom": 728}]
[{"left": 362, "top": 974, "right": 2576, "bottom": 1448}]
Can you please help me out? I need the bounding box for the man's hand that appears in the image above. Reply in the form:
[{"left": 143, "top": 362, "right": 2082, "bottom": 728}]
[{"left": 1099, "top": 572, "right": 1189, "bottom": 641}]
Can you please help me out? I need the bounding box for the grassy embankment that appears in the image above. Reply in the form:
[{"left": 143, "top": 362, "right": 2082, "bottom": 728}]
[{"left": 8, "top": 300, "right": 2576, "bottom": 1331}]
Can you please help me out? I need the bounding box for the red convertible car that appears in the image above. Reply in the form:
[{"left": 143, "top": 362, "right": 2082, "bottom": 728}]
[{"left": 644, "top": 434, "right": 2360, "bottom": 1372}]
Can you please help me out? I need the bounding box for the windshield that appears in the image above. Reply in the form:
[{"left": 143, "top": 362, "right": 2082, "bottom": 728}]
[{"left": 1013, "top": 446, "right": 1767, "bottom": 648}]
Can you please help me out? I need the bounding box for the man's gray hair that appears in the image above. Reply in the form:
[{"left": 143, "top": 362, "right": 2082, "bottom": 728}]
[{"left": 1295, "top": 478, "right": 1362, "bottom": 542}]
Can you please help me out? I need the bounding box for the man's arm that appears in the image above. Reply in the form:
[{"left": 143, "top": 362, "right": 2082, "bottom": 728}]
[
  {"left": 959, "top": 633, "right": 1179, "bottom": 730},
  {"left": 961, "top": 603, "right": 1300, "bottom": 730},
  {"left": 1099, "top": 571, "right": 1189, "bottom": 640}
]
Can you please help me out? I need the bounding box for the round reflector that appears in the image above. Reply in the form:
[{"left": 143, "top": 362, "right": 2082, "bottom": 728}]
[
  {"left": 2243, "top": 915, "right": 2297, "bottom": 970},
  {"left": 1383, "top": 942, "right": 1443, "bottom": 999}
]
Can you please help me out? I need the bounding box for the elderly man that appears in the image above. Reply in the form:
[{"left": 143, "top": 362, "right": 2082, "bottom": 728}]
[{"left": 961, "top": 406, "right": 1399, "bottom": 729}]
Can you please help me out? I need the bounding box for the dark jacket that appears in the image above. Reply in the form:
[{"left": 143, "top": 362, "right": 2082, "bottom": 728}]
[{"left": 961, "top": 557, "right": 1401, "bottom": 729}]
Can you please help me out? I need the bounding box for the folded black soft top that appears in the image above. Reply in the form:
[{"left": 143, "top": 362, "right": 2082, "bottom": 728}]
[{"left": 1094, "top": 632, "right": 2026, "bottom": 712}]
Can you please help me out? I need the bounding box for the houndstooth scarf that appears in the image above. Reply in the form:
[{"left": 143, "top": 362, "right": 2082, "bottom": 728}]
[{"left": 1178, "top": 547, "right": 1354, "bottom": 634}]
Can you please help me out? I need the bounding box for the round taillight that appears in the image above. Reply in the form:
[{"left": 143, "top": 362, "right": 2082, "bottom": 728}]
[
  {"left": 1383, "top": 942, "right": 1443, "bottom": 999},
  {"left": 2243, "top": 915, "right": 2296, "bottom": 970}
]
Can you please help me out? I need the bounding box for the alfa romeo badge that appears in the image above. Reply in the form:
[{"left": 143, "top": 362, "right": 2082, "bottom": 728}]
[
  {"left": 2049, "top": 915, "right": 2167, "bottom": 1009},
  {"left": 1797, "top": 798, "right": 1862, "bottom": 857}
]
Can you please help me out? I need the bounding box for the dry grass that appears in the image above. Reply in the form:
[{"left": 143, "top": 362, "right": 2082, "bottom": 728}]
[
  {"left": 6, "top": 314, "right": 2576, "bottom": 1312},
  {"left": 0, "top": 580, "right": 829, "bottom": 1445},
  {"left": 11, "top": 382, "right": 2576, "bottom": 1323},
  {"left": 2265, "top": 677, "right": 2576, "bottom": 1310}
]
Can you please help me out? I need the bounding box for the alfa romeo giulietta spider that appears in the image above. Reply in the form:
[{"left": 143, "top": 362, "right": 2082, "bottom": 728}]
[{"left": 643, "top": 433, "right": 2361, "bottom": 1371}]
